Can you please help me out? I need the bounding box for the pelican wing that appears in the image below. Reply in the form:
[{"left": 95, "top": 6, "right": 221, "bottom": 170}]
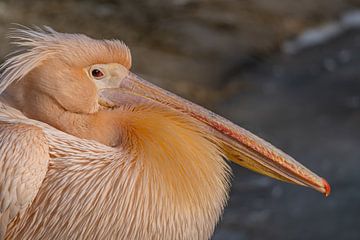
[{"left": 0, "top": 122, "right": 49, "bottom": 239}]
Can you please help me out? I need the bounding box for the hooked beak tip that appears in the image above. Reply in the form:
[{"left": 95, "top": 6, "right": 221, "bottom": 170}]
[{"left": 322, "top": 178, "right": 331, "bottom": 197}]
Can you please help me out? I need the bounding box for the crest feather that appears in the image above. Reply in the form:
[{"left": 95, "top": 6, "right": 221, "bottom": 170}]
[{"left": 0, "top": 26, "right": 132, "bottom": 94}]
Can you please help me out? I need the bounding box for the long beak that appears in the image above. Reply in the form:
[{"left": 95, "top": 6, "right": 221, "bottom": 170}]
[{"left": 99, "top": 69, "right": 331, "bottom": 197}]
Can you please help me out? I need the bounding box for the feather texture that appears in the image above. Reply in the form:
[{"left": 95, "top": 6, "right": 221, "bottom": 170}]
[
  {"left": 0, "top": 122, "right": 48, "bottom": 239},
  {"left": 0, "top": 103, "right": 231, "bottom": 240}
]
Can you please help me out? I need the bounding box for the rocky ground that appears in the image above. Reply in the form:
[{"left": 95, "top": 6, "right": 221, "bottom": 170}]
[{"left": 0, "top": 1, "right": 359, "bottom": 239}]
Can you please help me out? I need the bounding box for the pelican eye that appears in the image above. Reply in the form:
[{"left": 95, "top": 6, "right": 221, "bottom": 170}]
[{"left": 91, "top": 69, "right": 104, "bottom": 79}]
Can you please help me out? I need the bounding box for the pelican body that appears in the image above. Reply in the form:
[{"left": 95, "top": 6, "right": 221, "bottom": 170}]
[{"left": 0, "top": 27, "right": 330, "bottom": 240}]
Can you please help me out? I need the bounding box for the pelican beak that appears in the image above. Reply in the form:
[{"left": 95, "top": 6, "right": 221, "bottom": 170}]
[{"left": 98, "top": 68, "right": 331, "bottom": 197}]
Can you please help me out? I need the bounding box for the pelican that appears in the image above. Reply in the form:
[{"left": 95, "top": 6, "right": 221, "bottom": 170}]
[{"left": 0, "top": 27, "right": 330, "bottom": 240}]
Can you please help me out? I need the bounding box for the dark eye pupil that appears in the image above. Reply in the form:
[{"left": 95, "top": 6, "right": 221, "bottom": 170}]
[{"left": 91, "top": 69, "right": 104, "bottom": 78}]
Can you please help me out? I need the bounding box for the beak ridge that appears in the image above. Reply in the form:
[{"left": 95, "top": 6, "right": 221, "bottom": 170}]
[{"left": 99, "top": 70, "right": 331, "bottom": 197}]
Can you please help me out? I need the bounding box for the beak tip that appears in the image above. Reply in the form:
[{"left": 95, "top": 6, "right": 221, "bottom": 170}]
[{"left": 322, "top": 178, "right": 331, "bottom": 197}]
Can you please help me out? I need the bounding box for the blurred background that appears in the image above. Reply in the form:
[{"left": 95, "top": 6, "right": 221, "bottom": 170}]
[{"left": 0, "top": 0, "right": 359, "bottom": 239}]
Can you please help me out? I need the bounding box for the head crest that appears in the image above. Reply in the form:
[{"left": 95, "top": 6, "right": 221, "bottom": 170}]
[{"left": 0, "top": 26, "right": 132, "bottom": 94}]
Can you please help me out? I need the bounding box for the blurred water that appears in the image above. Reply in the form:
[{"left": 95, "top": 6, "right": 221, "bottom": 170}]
[{"left": 213, "top": 29, "right": 360, "bottom": 240}]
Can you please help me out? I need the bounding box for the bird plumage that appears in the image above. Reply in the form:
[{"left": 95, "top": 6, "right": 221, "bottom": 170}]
[
  {"left": 0, "top": 121, "right": 48, "bottom": 239},
  {"left": 0, "top": 27, "right": 230, "bottom": 238},
  {"left": 0, "top": 102, "right": 229, "bottom": 239},
  {"left": 0, "top": 26, "right": 330, "bottom": 240}
]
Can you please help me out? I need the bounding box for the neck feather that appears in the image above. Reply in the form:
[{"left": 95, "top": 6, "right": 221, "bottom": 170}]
[
  {"left": 2, "top": 83, "right": 123, "bottom": 146},
  {"left": 7, "top": 105, "right": 231, "bottom": 240}
]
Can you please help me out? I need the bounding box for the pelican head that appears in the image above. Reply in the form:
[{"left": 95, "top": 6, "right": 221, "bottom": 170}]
[{"left": 0, "top": 27, "right": 330, "bottom": 239}]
